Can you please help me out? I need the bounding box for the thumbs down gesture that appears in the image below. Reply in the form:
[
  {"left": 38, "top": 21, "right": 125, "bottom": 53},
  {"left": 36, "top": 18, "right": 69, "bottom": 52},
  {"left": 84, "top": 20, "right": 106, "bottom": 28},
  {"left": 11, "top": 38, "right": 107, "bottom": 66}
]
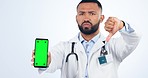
[{"left": 104, "top": 17, "right": 124, "bottom": 42}]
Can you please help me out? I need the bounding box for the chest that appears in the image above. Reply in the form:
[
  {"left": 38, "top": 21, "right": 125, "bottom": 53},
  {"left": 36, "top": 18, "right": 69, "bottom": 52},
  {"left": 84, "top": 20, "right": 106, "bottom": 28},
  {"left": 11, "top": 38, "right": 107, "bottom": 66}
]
[{"left": 63, "top": 42, "right": 118, "bottom": 78}]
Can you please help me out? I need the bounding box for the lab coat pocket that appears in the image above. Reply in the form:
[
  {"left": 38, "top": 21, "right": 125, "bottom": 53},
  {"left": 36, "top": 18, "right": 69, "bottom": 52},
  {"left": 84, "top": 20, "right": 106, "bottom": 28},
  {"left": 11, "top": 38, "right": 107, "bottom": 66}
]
[{"left": 97, "top": 54, "right": 114, "bottom": 70}]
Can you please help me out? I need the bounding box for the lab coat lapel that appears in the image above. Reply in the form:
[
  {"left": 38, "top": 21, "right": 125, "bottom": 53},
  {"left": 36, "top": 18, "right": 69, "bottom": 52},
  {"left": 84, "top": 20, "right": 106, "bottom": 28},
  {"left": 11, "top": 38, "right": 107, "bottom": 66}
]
[
  {"left": 69, "top": 34, "right": 85, "bottom": 53},
  {"left": 91, "top": 33, "right": 106, "bottom": 54},
  {"left": 69, "top": 33, "right": 106, "bottom": 55}
]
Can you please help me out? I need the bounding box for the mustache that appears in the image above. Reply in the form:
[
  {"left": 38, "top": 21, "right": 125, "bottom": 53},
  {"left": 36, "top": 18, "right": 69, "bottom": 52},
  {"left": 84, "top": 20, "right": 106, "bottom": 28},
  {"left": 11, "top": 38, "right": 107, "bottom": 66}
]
[{"left": 81, "top": 21, "right": 93, "bottom": 26}]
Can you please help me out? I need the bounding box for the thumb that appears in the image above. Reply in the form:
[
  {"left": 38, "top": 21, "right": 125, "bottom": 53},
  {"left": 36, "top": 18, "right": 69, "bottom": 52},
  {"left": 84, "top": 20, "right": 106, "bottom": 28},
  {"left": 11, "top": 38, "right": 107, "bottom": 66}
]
[
  {"left": 48, "top": 51, "right": 51, "bottom": 57},
  {"left": 48, "top": 52, "right": 51, "bottom": 65},
  {"left": 106, "top": 33, "right": 113, "bottom": 42}
]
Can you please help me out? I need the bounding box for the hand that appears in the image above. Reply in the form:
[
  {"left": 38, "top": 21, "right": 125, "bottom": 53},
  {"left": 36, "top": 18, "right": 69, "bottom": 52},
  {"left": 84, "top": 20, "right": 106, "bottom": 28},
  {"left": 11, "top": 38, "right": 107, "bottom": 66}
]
[
  {"left": 104, "top": 17, "right": 124, "bottom": 42},
  {"left": 31, "top": 50, "right": 51, "bottom": 66},
  {"left": 31, "top": 50, "right": 35, "bottom": 66}
]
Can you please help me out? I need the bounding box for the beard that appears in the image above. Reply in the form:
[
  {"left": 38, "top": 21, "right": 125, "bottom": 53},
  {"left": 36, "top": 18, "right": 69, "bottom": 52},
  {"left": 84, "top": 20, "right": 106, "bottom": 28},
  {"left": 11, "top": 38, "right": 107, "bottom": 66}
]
[{"left": 78, "top": 21, "right": 100, "bottom": 35}]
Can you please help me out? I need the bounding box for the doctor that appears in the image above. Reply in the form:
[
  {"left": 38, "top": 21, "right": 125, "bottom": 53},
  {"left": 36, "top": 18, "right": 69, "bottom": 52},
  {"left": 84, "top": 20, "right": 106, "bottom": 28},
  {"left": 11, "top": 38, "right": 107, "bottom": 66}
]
[{"left": 32, "top": 0, "right": 141, "bottom": 78}]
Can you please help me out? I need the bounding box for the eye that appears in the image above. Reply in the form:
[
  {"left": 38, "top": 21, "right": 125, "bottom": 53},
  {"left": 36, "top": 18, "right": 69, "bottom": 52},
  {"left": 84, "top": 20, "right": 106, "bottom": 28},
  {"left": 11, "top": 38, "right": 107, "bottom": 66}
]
[
  {"left": 78, "top": 11, "right": 85, "bottom": 16},
  {"left": 90, "top": 12, "right": 96, "bottom": 15},
  {"left": 78, "top": 12, "right": 85, "bottom": 16}
]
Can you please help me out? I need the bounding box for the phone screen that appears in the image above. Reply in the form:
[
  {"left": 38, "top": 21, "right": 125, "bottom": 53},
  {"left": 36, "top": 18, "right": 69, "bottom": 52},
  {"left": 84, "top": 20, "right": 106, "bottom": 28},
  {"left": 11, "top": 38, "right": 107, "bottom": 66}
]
[{"left": 34, "top": 38, "right": 48, "bottom": 68}]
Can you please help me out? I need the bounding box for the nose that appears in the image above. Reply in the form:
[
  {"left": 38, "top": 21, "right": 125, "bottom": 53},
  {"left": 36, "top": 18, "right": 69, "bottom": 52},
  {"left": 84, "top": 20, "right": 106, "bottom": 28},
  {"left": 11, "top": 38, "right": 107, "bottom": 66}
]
[{"left": 83, "top": 14, "right": 90, "bottom": 21}]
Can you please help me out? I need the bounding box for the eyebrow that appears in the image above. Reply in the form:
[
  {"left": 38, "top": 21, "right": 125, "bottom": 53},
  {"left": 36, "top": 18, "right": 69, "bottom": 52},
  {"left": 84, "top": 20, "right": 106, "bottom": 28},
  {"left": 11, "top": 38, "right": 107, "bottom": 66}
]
[
  {"left": 88, "top": 11, "right": 96, "bottom": 13},
  {"left": 78, "top": 11, "right": 96, "bottom": 13}
]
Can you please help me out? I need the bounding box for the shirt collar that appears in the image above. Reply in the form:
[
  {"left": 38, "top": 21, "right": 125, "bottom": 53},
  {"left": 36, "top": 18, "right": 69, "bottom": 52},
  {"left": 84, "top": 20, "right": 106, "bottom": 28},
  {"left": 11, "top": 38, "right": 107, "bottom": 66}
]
[{"left": 78, "top": 33, "right": 101, "bottom": 43}]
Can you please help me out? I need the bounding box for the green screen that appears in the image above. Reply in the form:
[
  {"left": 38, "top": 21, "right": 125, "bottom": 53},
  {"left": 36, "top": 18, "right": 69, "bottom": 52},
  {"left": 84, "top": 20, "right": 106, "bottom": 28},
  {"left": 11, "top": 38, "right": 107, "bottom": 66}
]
[{"left": 34, "top": 38, "right": 48, "bottom": 68}]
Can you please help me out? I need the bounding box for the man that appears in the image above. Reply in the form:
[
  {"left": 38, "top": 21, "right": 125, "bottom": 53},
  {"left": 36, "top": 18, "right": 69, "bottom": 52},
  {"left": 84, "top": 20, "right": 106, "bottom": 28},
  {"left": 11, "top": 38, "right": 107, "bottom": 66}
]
[{"left": 31, "top": 0, "right": 141, "bottom": 78}]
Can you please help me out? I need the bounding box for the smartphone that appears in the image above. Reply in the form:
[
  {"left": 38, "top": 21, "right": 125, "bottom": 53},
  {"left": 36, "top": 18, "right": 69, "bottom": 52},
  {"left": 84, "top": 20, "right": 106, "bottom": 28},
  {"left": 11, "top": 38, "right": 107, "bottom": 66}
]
[{"left": 34, "top": 38, "right": 48, "bottom": 68}]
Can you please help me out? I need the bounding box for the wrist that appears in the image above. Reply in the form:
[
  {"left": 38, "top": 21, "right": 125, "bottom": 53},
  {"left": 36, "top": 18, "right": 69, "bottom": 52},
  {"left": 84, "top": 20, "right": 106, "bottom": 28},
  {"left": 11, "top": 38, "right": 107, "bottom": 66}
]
[{"left": 119, "top": 20, "right": 125, "bottom": 30}]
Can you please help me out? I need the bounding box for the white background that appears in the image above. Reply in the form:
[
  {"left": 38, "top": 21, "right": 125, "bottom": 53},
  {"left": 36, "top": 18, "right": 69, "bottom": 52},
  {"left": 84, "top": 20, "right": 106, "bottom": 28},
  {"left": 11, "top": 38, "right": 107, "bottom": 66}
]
[{"left": 0, "top": 0, "right": 148, "bottom": 78}]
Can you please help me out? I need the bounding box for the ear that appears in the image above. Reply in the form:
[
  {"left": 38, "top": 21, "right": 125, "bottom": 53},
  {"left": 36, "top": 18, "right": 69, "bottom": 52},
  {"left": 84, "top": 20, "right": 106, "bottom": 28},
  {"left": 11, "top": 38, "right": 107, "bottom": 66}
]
[
  {"left": 76, "top": 14, "right": 78, "bottom": 20},
  {"left": 76, "top": 15, "right": 78, "bottom": 21},
  {"left": 76, "top": 15, "right": 79, "bottom": 23},
  {"left": 100, "top": 15, "right": 105, "bottom": 23},
  {"left": 76, "top": 15, "right": 77, "bottom": 19}
]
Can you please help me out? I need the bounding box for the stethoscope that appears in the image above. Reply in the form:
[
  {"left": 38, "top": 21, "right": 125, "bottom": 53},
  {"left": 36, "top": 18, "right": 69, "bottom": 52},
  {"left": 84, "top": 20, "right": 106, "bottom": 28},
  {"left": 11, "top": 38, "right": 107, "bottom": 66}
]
[
  {"left": 65, "top": 42, "right": 78, "bottom": 78},
  {"left": 65, "top": 41, "right": 108, "bottom": 77},
  {"left": 66, "top": 42, "right": 78, "bottom": 62},
  {"left": 100, "top": 41, "right": 108, "bottom": 56},
  {"left": 66, "top": 41, "right": 108, "bottom": 62}
]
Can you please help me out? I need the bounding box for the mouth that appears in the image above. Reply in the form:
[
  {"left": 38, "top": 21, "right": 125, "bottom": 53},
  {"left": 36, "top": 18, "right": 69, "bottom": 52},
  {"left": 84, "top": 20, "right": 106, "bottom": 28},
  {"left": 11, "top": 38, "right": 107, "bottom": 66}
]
[{"left": 82, "top": 23, "right": 92, "bottom": 28}]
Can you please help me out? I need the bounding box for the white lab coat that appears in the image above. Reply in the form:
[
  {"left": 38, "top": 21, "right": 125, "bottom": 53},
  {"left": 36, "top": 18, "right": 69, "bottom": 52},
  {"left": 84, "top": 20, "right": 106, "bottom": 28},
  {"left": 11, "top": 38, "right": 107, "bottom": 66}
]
[{"left": 38, "top": 25, "right": 141, "bottom": 78}]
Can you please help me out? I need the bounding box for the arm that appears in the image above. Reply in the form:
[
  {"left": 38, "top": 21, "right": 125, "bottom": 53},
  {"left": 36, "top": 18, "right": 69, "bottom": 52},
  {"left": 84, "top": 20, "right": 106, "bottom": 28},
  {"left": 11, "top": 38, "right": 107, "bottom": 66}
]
[
  {"left": 109, "top": 22, "right": 141, "bottom": 62},
  {"left": 104, "top": 17, "right": 141, "bottom": 62},
  {"left": 105, "top": 17, "right": 140, "bottom": 62}
]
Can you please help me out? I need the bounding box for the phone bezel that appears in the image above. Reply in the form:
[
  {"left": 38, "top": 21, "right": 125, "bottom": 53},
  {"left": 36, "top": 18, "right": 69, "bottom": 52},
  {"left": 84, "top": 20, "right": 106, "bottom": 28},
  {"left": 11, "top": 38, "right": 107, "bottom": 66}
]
[{"left": 34, "top": 38, "right": 49, "bottom": 68}]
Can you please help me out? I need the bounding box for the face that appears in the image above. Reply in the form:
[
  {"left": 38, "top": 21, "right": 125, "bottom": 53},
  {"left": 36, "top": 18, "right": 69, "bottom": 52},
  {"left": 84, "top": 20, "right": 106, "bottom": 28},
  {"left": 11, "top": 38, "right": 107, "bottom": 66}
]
[{"left": 76, "top": 3, "right": 104, "bottom": 35}]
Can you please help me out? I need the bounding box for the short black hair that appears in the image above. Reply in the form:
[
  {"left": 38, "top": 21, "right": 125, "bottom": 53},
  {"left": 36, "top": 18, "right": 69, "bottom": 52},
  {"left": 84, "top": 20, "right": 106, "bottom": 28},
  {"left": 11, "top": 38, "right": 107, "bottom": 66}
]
[{"left": 77, "top": 0, "right": 102, "bottom": 11}]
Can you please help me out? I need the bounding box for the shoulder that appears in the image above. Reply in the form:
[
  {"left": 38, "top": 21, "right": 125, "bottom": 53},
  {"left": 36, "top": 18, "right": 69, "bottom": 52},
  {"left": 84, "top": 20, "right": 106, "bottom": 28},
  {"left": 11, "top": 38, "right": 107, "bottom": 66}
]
[{"left": 50, "top": 33, "right": 80, "bottom": 51}]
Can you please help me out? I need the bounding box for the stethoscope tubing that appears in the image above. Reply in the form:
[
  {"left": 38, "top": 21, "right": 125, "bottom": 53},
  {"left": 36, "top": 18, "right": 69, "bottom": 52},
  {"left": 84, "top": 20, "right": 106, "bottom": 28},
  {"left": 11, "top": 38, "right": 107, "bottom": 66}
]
[{"left": 65, "top": 41, "right": 108, "bottom": 77}]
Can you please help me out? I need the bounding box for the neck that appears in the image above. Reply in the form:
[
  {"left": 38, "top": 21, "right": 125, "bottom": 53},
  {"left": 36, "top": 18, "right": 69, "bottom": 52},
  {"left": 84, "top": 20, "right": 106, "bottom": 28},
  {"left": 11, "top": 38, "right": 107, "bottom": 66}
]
[{"left": 81, "top": 30, "right": 100, "bottom": 41}]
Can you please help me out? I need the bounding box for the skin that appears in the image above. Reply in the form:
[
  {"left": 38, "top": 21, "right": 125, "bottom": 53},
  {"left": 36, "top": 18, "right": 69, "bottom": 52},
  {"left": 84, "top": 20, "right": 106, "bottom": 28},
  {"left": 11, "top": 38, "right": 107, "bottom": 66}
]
[
  {"left": 76, "top": 2, "right": 124, "bottom": 42},
  {"left": 105, "top": 17, "right": 124, "bottom": 42},
  {"left": 31, "top": 2, "right": 124, "bottom": 66},
  {"left": 76, "top": 3, "right": 104, "bottom": 41}
]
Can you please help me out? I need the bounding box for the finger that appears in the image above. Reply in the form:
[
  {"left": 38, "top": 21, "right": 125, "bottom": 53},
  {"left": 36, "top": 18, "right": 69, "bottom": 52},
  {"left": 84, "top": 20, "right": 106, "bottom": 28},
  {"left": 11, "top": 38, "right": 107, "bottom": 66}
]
[
  {"left": 106, "top": 33, "right": 113, "bottom": 42},
  {"left": 48, "top": 52, "right": 51, "bottom": 65},
  {"left": 32, "top": 50, "right": 35, "bottom": 57},
  {"left": 31, "top": 58, "right": 34, "bottom": 62},
  {"left": 104, "top": 24, "right": 114, "bottom": 29},
  {"left": 105, "top": 21, "right": 115, "bottom": 26},
  {"left": 31, "top": 63, "right": 34, "bottom": 66},
  {"left": 106, "top": 18, "right": 114, "bottom": 23},
  {"left": 107, "top": 17, "right": 115, "bottom": 22},
  {"left": 31, "top": 55, "right": 34, "bottom": 66},
  {"left": 48, "top": 52, "right": 51, "bottom": 57},
  {"left": 31, "top": 50, "right": 35, "bottom": 64},
  {"left": 104, "top": 27, "right": 112, "bottom": 32},
  {"left": 104, "top": 25, "right": 114, "bottom": 31},
  {"left": 105, "top": 20, "right": 115, "bottom": 28}
]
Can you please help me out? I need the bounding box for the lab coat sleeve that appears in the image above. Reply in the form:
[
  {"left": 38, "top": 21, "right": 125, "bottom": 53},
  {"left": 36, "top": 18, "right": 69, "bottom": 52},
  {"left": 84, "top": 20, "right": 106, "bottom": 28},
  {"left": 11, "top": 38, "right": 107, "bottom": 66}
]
[
  {"left": 38, "top": 42, "right": 66, "bottom": 74},
  {"left": 108, "top": 22, "right": 141, "bottom": 62}
]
